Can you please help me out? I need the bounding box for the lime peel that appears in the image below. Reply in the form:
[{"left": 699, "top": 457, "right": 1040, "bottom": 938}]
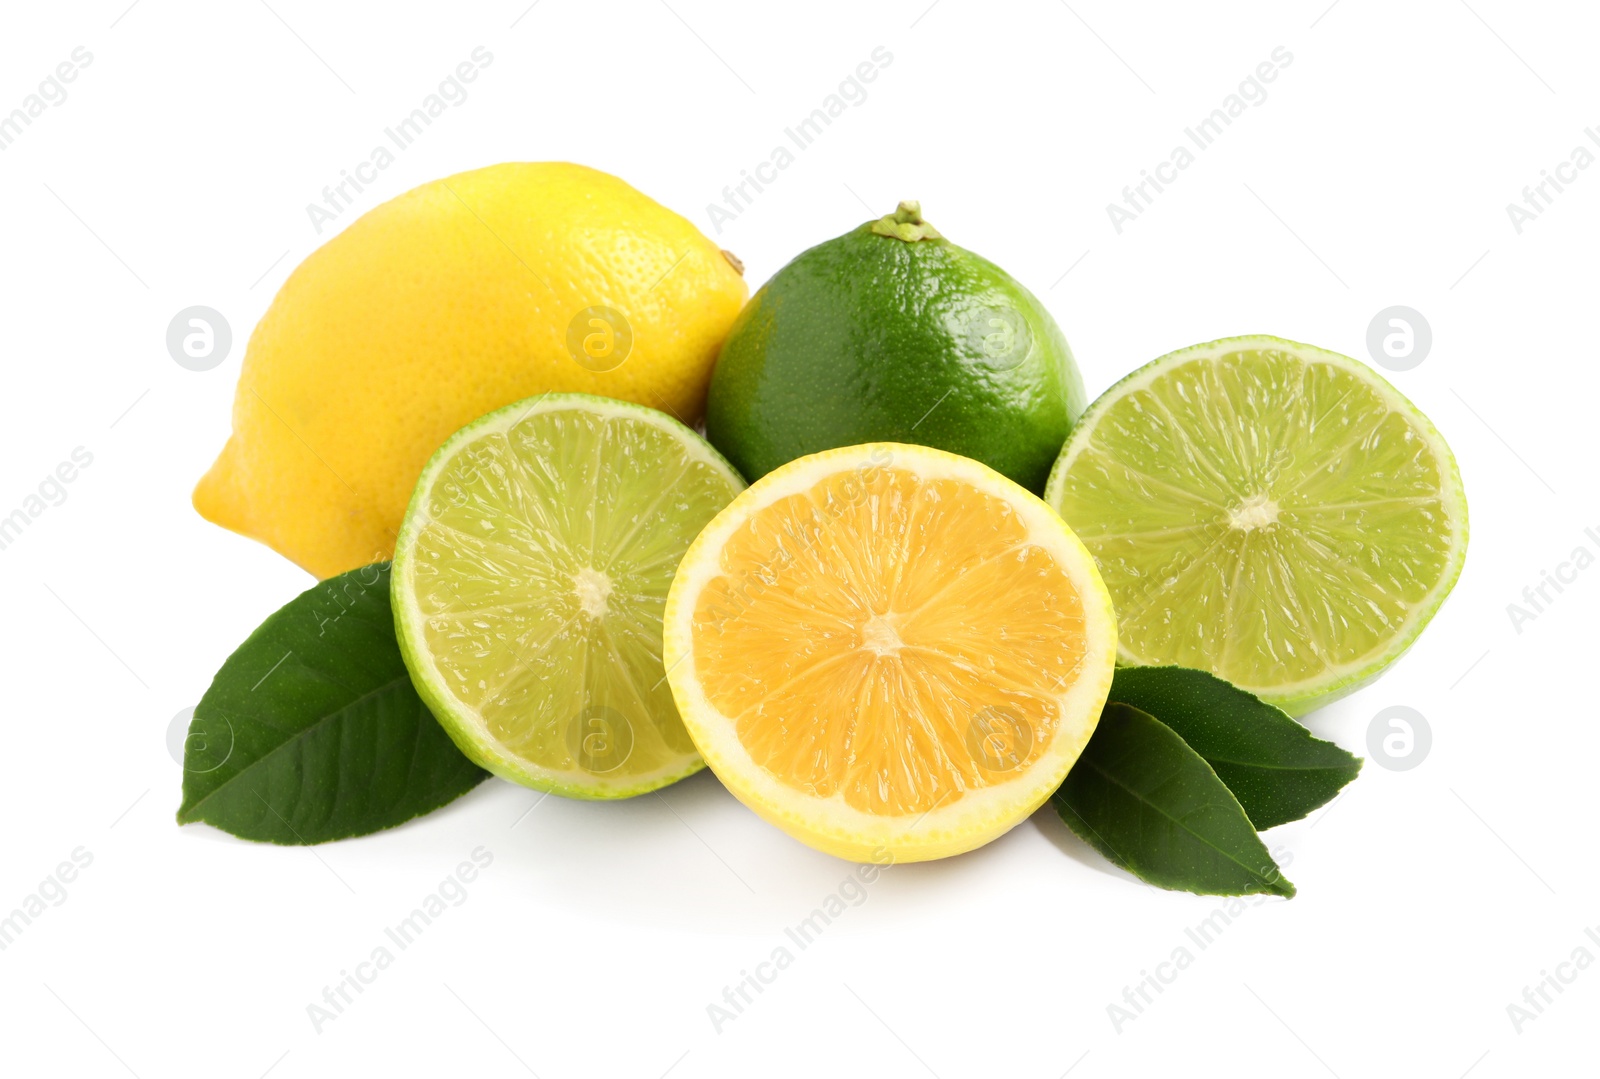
[{"left": 392, "top": 393, "right": 746, "bottom": 799}]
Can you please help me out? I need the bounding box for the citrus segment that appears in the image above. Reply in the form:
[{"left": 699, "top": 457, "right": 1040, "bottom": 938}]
[
  {"left": 664, "top": 443, "right": 1117, "bottom": 862},
  {"left": 392, "top": 394, "right": 745, "bottom": 798},
  {"left": 1046, "top": 336, "right": 1468, "bottom": 715}
]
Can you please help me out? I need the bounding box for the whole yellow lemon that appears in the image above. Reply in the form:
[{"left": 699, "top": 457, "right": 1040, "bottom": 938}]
[{"left": 194, "top": 162, "right": 747, "bottom": 579}]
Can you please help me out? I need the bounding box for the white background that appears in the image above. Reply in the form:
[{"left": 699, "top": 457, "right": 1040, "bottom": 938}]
[{"left": 0, "top": 1, "right": 1594, "bottom": 1076}]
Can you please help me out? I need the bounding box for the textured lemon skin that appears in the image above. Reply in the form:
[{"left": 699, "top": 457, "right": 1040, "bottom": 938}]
[{"left": 194, "top": 162, "right": 747, "bottom": 579}]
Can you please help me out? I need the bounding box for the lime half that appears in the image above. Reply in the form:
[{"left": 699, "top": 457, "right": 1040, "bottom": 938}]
[
  {"left": 1045, "top": 336, "right": 1468, "bottom": 715},
  {"left": 392, "top": 393, "right": 746, "bottom": 798}
]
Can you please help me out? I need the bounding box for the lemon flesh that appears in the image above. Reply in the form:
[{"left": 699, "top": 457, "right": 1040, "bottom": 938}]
[
  {"left": 392, "top": 394, "right": 745, "bottom": 798},
  {"left": 1046, "top": 337, "right": 1468, "bottom": 716},
  {"left": 664, "top": 443, "right": 1117, "bottom": 862}
]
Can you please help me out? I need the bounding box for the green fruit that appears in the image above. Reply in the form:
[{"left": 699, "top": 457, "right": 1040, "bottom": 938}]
[
  {"left": 391, "top": 393, "right": 745, "bottom": 798},
  {"left": 706, "top": 202, "right": 1087, "bottom": 492},
  {"left": 1045, "top": 336, "right": 1469, "bottom": 716}
]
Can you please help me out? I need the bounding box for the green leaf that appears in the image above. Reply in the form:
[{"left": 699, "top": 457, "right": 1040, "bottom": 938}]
[
  {"left": 1054, "top": 703, "right": 1295, "bottom": 897},
  {"left": 177, "top": 563, "right": 488, "bottom": 844},
  {"left": 1109, "top": 666, "right": 1362, "bottom": 829}
]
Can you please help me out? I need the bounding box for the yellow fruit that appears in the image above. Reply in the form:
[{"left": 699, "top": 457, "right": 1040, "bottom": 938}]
[
  {"left": 194, "top": 162, "right": 747, "bottom": 579},
  {"left": 663, "top": 443, "right": 1118, "bottom": 863}
]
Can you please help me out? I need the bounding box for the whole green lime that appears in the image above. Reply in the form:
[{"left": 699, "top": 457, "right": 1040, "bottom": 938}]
[{"left": 705, "top": 202, "right": 1087, "bottom": 492}]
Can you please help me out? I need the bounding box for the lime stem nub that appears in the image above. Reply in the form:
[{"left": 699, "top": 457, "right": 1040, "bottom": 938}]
[{"left": 870, "top": 201, "right": 943, "bottom": 241}]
